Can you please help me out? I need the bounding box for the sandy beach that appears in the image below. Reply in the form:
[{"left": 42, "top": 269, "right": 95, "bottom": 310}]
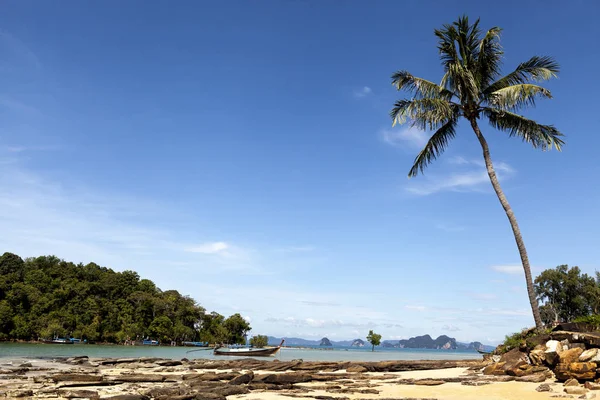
[{"left": 0, "top": 356, "right": 571, "bottom": 399}]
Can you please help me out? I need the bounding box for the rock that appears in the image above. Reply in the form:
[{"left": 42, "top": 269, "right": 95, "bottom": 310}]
[
  {"left": 58, "top": 389, "right": 100, "bottom": 399},
  {"left": 414, "top": 379, "right": 445, "bottom": 386},
  {"left": 483, "top": 362, "right": 506, "bottom": 375},
  {"left": 51, "top": 373, "right": 103, "bottom": 383},
  {"left": 530, "top": 349, "right": 547, "bottom": 366},
  {"left": 194, "top": 394, "right": 225, "bottom": 400},
  {"left": 113, "top": 374, "right": 165, "bottom": 383},
  {"left": 516, "top": 373, "right": 548, "bottom": 383},
  {"left": 561, "top": 348, "right": 585, "bottom": 365},
  {"left": 144, "top": 387, "right": 186, "bottom": 398},
  {"left": 581, "top": 349, "right": 600, "bottom": 362},
  {"left": 566, "top": 378, "right": 582, "bottom": 386},
  {"left": 18, "top": 362, "right": 32, "bottom": 367},
  {"left": 156, "top": 360, "right": 183, "bottom": 367},
  {"left": 547, "top": 340, "right": 564, "bottom": 366},
  {"left": 11, "top": 390, "right": 33, "bottom": 398},
  {"left": 346, "top": 365, "right": 368, "bottom": 373},
  {"left": 570, "top": 363, "right": 598, "bottom": 380},
  {"left": 101, "top": 396, "right": 150, "bottom": 400},
  {"left": 262, "top": 372, "right": 312, "bottom": 384},
  {"left": 586, "top": 382, "right": 600, "bottom": 390},
  {"left": 537, "top": 383, "right": 553, "bottom": 392},
  {"left": 556, "top": 363, "right": 597, "bottom": 382},
  {"left": 199, "top": 385, "right": 249, "bottom": 396},
  {"left": 565, "top": 386, "right": 588, "bottom": 395},
  {"left": 228, "top": 371, "right": 254, "bottom": 385},
  {"left": 552, "top": 332, "right": 600, "bottom": 348}
]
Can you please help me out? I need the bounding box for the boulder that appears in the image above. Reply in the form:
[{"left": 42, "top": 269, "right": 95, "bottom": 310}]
[
  {"left": 515, "top": 373, "right": 548, "bottom": 383},
  {"left": 581, "top": 349, "right": 600, "bottom": 362},
  {"left": 156, "top": 360, "right": 183, "bottom": 367},
  {"left": 194, "top": 394, "right": 225, "bottom": 400},
  {"left": 530, "top": 349, "right": 546, "bottom": 366},
  {"left": 552, "top": 331, "right": 600, "bottom": 348},
  {"left": 570, "top": 363, "right": 598, "bottom": 380},
  {"left": 499, "top": 348, "right": 530, "bottom": 376},
  {"left": 586, "top": 382, "right": 600, "bottom": 390},
  {"left": 228, "top": 372, "right": 253, "bottom": 385},
  {"left": 560, "top": 348, "right": 585, "bottom": 365},
  {"left": 556, "top": 363, "right": 598, "bottom": 381},
  {"left": 546, "top": 340, "right": 564, "bottom": 366},
  {"left": 564, "top": 386, "right": 587, "bottom": 395},
  {"left": 566, "top": 378, "right": 582, "bottom": 386},
  {"left": 536, "top": 383, "right": 552, "bottom": 392},
  {"left": 113, "top": 374, "right": 165, "bottom": 383},
  {"left": 102, "top": 396, "right": 150, "bottom": 400},
  {"left": 482, "top": 362, "right": 506, "bottom": 376}
]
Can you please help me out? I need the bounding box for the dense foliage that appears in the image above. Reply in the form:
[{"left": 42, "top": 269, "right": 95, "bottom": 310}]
[
  {"left": 366, "top": 330, "right": 381, "bottom": 352},
  {"left": 0, "top": 252, "right": 251, "bottom": 344},
  {"left": 249, "top": 334, "right": 268, "bottom": 348},
  {"left": 534, "top": 265, "right": 600, "bottom": 325}
]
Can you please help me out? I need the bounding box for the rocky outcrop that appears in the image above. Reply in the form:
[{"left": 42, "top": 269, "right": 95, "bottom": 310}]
[
  {"left": 484, "top": 325, "right": 600, "bottom": 386},
  {"left": 351, "top": 338, "right": 365, "bottom": 347},
  {"left": 319, "top": 337, "right": 332, "bottom": 346}
]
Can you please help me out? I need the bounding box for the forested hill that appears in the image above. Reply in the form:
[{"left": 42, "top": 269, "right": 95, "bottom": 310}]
[{"left": 0, "top": 252, "right": 250, "bottom": 344}]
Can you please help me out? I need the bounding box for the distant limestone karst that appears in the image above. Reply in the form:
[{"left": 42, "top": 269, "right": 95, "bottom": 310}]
[
  {"left": 350, "top": 338, "right": 365, "bottom": 347},
  {"left": 382, "top": 334, "right": 457, "bottom": 349},
  {"left": 319, "top": 337, "right": 332, "bottom": 346}
]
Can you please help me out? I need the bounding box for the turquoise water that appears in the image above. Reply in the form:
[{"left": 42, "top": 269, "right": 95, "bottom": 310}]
[{"left": 0, "top": 343, "right": 482, "bottom": 362}]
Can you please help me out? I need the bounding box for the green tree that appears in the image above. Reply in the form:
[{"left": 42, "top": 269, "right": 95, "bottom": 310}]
[
  {"left": 149, "top": 316, "right": 173, "bottom": 343},
  {"left": 223, "top": 313, "right": 251, "bottom": 344},
  {"left": 198, "top": 312, "right": 228, "bottom": 344},
  {"left": 249, "top": 334, "right": 269, "bottom": 348},
  {"left": 390, "top": 16, "right": 563, "bottom": 330},
  {"left": 534, "top": 265, "right": 597, "bottom": 324},
  {"left": 366, "top": 330, "right": 381, "bottom": 352}
]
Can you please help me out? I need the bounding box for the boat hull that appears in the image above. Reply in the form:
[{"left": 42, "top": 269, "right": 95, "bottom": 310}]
[{"left": 213, "top": 347, "right": 281, "bottom": 357}]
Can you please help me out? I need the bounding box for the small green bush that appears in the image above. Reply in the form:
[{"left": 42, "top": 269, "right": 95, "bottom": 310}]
[
  {"left": 497, "top": 327, "right": 552, "bottom": 354},
  {"left": 573, "top": 315, "right": 600, "bottom": 329}
]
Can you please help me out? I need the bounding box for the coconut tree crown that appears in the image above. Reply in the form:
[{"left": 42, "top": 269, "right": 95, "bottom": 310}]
[{"left": 391, "top": 16, "right": 565, "bottom": 177}]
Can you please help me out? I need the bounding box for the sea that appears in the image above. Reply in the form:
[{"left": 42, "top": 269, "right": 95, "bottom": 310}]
[{"left": 0, "top": 343, "right": 482, "bottom": 362}]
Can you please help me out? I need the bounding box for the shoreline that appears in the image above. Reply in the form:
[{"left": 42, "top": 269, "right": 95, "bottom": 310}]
[{"left": 0, "top": 356, "right": 562, "bottom": 399}]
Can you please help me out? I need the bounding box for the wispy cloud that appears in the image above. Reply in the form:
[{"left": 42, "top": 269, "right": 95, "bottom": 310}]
[
  {"left": 380, "top": 126, "right": 428, "bottom": 149},
  {"left": 186, "top": 241, "right": 229, "bottom": 254},
  {"left": 442, "top": 324, "right": 461, "bottom": 332},
  {"left": 264, "top": 317, "right": 376, "bottom": 329},
  {"left": 490, "top": 265, "right": 523, "bottom": 275},
  {"left": 353, "top": 86, "right": 372, "bottom": 98},
  {"left": 406, "top": 158, "right": 515, "bottom": 196}
]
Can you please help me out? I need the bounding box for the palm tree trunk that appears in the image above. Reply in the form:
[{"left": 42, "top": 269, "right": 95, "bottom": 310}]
[{"left": 469, "top": 118, "right": 543, "bottom": 330}]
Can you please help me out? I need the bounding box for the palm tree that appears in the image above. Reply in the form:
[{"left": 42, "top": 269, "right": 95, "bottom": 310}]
[{"left": 390, "top": 16, "right": 564, "bottom": 330}]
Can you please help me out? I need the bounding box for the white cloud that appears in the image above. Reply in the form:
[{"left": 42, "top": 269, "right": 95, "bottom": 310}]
[
  {"left": 442, "top": 324, "right": 461, "bottom": 332},
  {"left": 406, "top": 160, "right": 515, "bottom": 196},
  {"left": 186, "top": 241, "right": 228, "bottom": 254},
  {"left": 490, "top": 265, "right": 523, "bottom": 275},
  {"left": 380, "top": 126, "right": 428, "bottom": 149},
  {"left": 264, "top": 317, "right": 376, "bottom": 329},
  {"left": 353, "top": 86, "right": 372, "bottom": 98}
]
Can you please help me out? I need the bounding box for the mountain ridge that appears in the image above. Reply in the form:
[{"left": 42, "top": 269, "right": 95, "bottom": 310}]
[{"left": 267, "top": 335, "right": 494, "bottom": 351}]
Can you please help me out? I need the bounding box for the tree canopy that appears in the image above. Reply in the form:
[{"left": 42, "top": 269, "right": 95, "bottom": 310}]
[
  {"left": 535, "top": 265, "right": 600, "bottom": 324},
  {"left": 366, "top": 330, "right": 381, "bottom": 352},
  {"left": 249, "top": 334, "right": 268, "bottom": 348},
  {"left": 0, "top": 252, "right": 251, "bottom": 344}
]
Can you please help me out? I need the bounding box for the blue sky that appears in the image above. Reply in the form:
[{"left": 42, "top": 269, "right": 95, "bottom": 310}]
[{"left": 1, "top": 0, "right": 599, "bottom": 344}]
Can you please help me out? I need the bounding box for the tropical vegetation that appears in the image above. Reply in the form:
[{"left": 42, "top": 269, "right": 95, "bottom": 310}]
[
  {"left": 366, "top": 329, "right": 381, "bottom": 352},
  {"left": 249, "top": 334, "right": 269, "bottom": 348},
  {"left": 0, "top": 252, "right": 250, "bottom": 344},
  {"left": 390, "top": 16, "right": 564, "bottom": 330},
  {"left": 535, "top": 265, "right": 600, "bottom": 325}
]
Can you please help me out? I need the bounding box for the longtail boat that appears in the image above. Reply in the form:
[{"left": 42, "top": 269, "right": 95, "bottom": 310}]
[{"left": 213, "top": 339, "right": 284, "bottom": 357}]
